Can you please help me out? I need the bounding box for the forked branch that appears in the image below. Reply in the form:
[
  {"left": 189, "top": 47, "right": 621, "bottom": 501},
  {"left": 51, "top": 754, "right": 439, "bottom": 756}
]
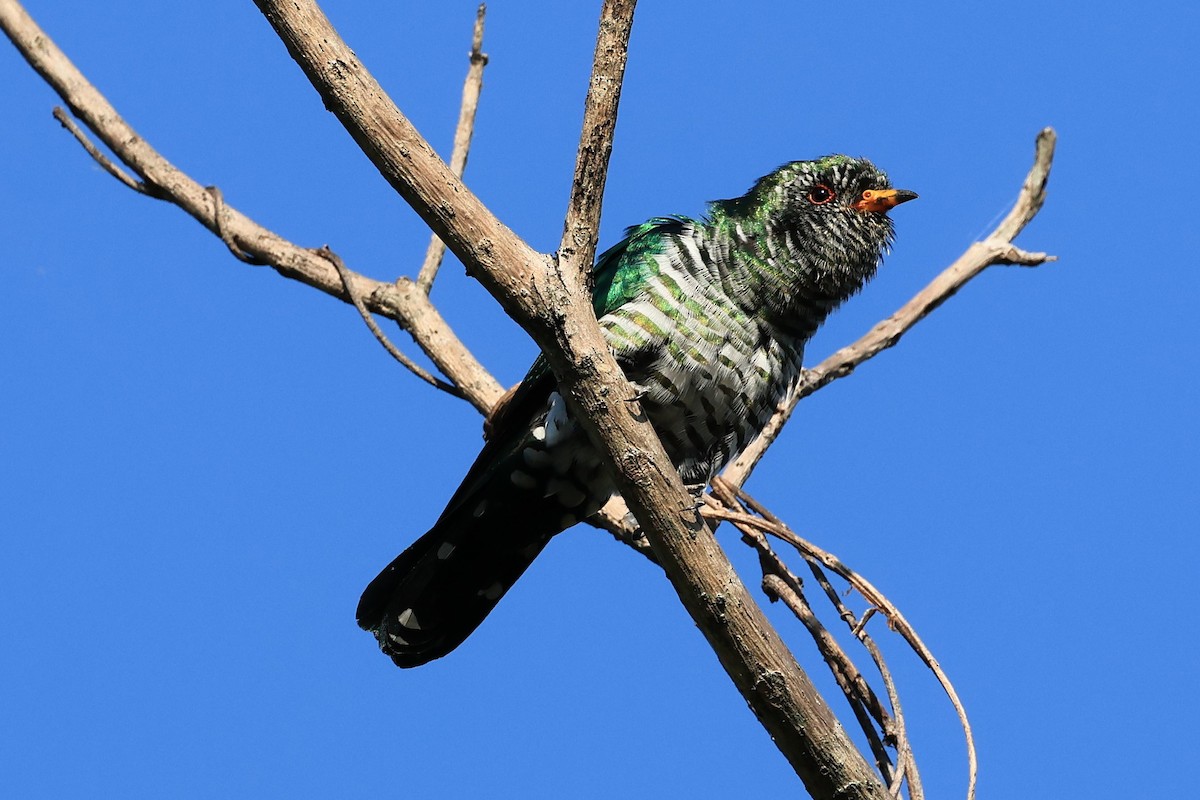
[
  {"left": 0, "top": 0, "right": 503, "bottom": 414},
  {"left": 705, "top": 479, "right": 979, "bottom": 800}
]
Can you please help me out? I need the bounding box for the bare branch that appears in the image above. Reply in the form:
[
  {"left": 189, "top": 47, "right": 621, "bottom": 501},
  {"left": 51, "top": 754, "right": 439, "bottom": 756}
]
[
  {"left": 555, "top": 0, "right": 633, "bottom": 281},
  {"left": 319, "top": 246, "right": 467, "bottom": 400},
  {"left": 702, "top": 486, "right": 978, "bottom": 800},
  {"left": 761, "top": 573, "right": 898, "bottom": 789},
  {"left": 205, "top": 186, "right": 269, "bottom": 265},
  {"left": 383, "top": 277, "right": 505, "bottom": 412},
  {"left": 555, "top": 4, "right": 892, "bottom": 794},
  {"left": 707, "top": 481, "right": 914, "bottom": 796},
  {"left": 51, "top": 106, "right": 155, "bottom": 196},
  {"left": 0, "top": 0, "right": 503, "bottom": 415},
  {"left": 416, "top": 3, "right": 489, "bottom": 293},
  {"left": 722, "top": 129, "right": 1058, "bottom": 489},
  {"left": 993, "top": 128, "right": 1056, "bottom": 243},
  {"left": 252, "top": 0, "right": 544, "bottom": 300}
]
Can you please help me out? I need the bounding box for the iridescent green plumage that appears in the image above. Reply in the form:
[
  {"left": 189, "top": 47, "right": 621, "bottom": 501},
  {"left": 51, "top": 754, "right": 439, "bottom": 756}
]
[
  {"left": 592, "top": 217, "right": 680, "bottom": 316},
  {"left": 358, "top": 156, "right": 916, "bottom": 667}
]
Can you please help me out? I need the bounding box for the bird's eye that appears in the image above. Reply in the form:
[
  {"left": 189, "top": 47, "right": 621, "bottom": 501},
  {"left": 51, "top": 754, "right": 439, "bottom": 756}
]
[{"left": 807, "top": 184, "right": 835, "bottom": 205}]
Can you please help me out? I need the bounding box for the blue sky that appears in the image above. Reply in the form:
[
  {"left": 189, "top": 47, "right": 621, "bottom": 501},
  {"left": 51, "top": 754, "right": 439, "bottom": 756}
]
[{"left": 3, "top": 1, "right": 1197, "bottom": 797}]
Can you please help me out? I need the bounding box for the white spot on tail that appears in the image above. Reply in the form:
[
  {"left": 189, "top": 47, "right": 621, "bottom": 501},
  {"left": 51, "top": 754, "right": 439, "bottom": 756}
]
[
  {"left": 437, "top": 542, "right": 456, "bottom": 560},
  {"left": 397, "top": 608, "right": 422, "bottom": 630},
  {"left": 480, "top": 582, "right": 504, "bottom": 600},
  {"left": 473, "top": 500, "right": 487, "bottom": 517}
]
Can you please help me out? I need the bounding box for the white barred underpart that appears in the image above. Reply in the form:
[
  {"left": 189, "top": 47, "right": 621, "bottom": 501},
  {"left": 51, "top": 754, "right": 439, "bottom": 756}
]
[
  {"left": 601, "top": 221, "right": 806, "bottom": 483},
  {"left": 506, "top": 225, "right": 808, "bottom": 517}
]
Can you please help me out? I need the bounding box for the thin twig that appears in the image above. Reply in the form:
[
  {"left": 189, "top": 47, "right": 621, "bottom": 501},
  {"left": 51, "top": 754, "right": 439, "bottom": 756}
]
[
  {"left": 804, "top": 562, "right": 896, "bottom": 732},
  {"left": 555, "top": 0, "right": 634, "bottom": 283},
  {"left": 708, "top": 483, "right": 906, "bottom": 790},
  {"left": 708, "top": 484, "right": 929, "bottom": 798},
  {"left": 709, "top": 481, "right": 942, "bottom": 798},
  {"left": 796, "top": 549, "right": 922, "bottom": 798},
  {"left": 318, "top": 246, "right": 467, "bottom": 400},
  {"left": 51, "top": 106, "right": 159, "bottom": 196},
  {"left": 702, "top": 491, "right": 977, "bottom": 800},
  {"left": 857, "top": 623, "right": 918, "bottom": 799},
  {"left": 415, "top": 3, "right": 488, "bottom": 293},
  {"left": 707, "top": 486, "right": 895, "bottom": 732},
  {"left": 762, "top": 573, "right": 897, "bottom": 788},
  {"left": 206, "top": 186, "right": 268, "bottom": 265}
]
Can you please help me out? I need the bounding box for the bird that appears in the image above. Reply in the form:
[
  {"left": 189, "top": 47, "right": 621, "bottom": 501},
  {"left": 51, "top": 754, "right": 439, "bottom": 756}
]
[{"left": 357, "top": 155, "right": 916, "bottom": 667}]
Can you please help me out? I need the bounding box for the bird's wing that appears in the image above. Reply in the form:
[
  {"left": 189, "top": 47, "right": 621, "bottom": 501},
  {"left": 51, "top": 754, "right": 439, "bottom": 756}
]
[
  {"left": 483, "top": 216, "right": 695, "bottom": 446},
  {"left": 591, "top": 216, "right": 690, "bottom": 320}
]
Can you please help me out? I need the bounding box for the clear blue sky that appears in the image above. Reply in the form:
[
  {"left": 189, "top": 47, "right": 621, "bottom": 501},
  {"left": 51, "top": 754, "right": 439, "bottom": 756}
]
[{"left": 3, "top": 1, "right": 1197, "bottom": 797}]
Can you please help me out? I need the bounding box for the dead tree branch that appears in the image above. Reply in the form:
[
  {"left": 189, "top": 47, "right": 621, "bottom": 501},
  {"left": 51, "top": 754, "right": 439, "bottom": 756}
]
[
  {"left": 704, "top": 480, "right": 979, "bottom": 800},
  {"left": 51, "top": 106, "right": 159, "bottom": 196},
  {"left": 0, "top": 0, "right": 503, "bottom": 414},
  {"left": 319, "top": 246, "right": 466, "bottom": 398},
  {"left": 416, "top": 2, "right": 489, "bottom": 293}
]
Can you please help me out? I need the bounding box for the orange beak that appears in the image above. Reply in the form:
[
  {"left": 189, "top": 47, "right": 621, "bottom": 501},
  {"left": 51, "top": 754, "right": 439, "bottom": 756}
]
[{"left": 852, "top": 188, "right": 919, "bottom": 213}]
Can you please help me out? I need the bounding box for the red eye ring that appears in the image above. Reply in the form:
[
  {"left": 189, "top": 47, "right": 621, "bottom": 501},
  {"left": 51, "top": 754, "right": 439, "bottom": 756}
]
[{"left": 807, "top": 184, "right": 835, "bottom": 205}]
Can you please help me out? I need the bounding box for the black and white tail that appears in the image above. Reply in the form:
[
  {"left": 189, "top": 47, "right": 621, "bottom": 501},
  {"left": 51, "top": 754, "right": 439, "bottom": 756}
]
[{"left": 355, "top": 505, "right": 555, "bottom": 667}]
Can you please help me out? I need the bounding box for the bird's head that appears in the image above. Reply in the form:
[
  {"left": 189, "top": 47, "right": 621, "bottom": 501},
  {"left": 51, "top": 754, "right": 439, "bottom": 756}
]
[
  {"left": 744, "top": 155, "right": 916, "bottom": 260},
  {"left": 711, "top": 155, "right": 916, "bottom": 333}
]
